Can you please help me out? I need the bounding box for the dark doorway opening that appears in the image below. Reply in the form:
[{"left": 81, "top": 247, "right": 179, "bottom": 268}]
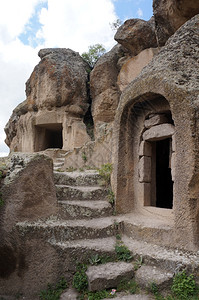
[
  {"left": 156, "top": 138, "right": 173, "bottom": 209},
  {"left": 45, "top": 128, "right": 63, "bottom": 149},
  {"left": 35, "top": 123, "right": 63, "bottom": 151}
]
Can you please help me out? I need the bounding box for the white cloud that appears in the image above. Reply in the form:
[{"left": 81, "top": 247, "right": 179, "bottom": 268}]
[
  {"left": 0, "top": 0, "right": 118, "bottom": 155},
  {"left": 137, "top": 7, "right": 143, "bottom": 18},
  {"left": 37, "top": 0, "right": 117, "bottom": 53},
  {"left": 0, "top": 0, "right": 44, "bottom": 42}
]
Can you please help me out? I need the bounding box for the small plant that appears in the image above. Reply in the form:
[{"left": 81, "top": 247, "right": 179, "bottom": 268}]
[
  {"left": 134, "top": 255, "right": 143, "bottom": 271},
  {"left": 98, "top": 163, "right": 113, "bottom": 186},
  {"left": 171, "top": 270, "right": 197, "bottom": 299},
  {"left": 116, "top": 234, "right": 121, "bottom": 240},
  {"left": 115, "top": 242, "right": 133, "bottom": 262},
  {"left": 65, "top": 166, "right": 77, "bottom": 172},
  {"left": 98, "top": 255, "right": 113, "bottom": 265},
  {"left": 108, "top": 189, "right": 115, "bottom": 207},
  {"left": 89, "top": 254, "right": 101, "bottom": 265},
  {"left": 82, "top": 152, "right": 87, "bottom": 163},
  {"left": 150, "top": 282, "right": 159, "bottom": 295},
  {"left": 39, "top": 277, "right": 67, "bottom": 300},
  {"left": 73, "top": 264, "right": 88, "bottom": 292}
]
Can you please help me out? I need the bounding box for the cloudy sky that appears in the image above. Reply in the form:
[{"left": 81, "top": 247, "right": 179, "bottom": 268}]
[{"left": 0, "top": 0, "right": 153, "bottom": 156}]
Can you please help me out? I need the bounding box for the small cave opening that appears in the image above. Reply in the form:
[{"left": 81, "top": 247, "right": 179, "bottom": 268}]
[
  {"left": 35, "top": 123, "right": 63, "bottom": 151},
  {"left": 155, "top": 138, "right": 173, "bottom": 209}
]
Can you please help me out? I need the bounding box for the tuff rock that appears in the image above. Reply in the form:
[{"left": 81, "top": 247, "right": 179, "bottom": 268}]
[
  {"left": 114, "top": 17, "right": 157, "bottom": 56},
  {"left": 153, "top": 0, "right": 199, "bottom": 46}
]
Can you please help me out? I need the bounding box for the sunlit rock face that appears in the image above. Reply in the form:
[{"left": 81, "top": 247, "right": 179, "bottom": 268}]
[
  {"left": 5, "top": 48, "right": 91, "bottom": 152},
  {"left": 114, "top": 17, "right": 157, "bottom": 56}
]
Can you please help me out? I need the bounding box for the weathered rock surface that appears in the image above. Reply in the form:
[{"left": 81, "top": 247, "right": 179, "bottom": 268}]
[
  {"left": 117, "top": 48, "right": 158, "bottom": 92},
  {"left": 86, "top": 261, "right": 134, "bottom": 291},
  {"left": 90, "top": 45, "right": 123, "bottom": 133},
  {"left": 60, "top": 287, "right": 78, "bottom": 300},
  {"left": 153, "top": 0, "right": 199, "bottom": 46},
  {"left": 135, "top": 265, "right": 173, "bottom": 290},
  {"left": 26, "top": 48, "right": 90, "bottom": 111},
  {"left": 0, "top": 153, "right": 57, "bottom": 289},
  {"left": 1, "top": 153, "right": 57, "bottom": 233},
  {"left": 143, "top": 124, "right": 175, "bottom": 141},
  {"left": 114, "top": 17, "right": 157, "bottom": 56}
]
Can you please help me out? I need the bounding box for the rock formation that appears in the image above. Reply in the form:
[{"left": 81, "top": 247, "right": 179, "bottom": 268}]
[
  {"left": 114, "top": 17, "right": 157, "bottom": 56},
  {"left": 153, "top": 0, "right": 199, "bottom": 46},
  {"left": 2, "top": 2, "right": 199, "bottom": 298},
  {"left": 5, "top": 48, "right": 91, "bottom": 152}
]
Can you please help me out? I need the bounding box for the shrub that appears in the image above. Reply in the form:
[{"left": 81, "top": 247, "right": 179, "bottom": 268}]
[
  {"left": 72, "top": 264, "right": 88, "bottom": 292},
  {"left": 171, "top": 270, "right": 196, "bottom": 299}
]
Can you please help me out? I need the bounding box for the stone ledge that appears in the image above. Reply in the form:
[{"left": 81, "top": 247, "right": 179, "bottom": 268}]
[
  {"left": 86, "top": 261, "right": 134, "bottom": 291},
  {"left": 143, "top": 124, "right": 175, "bottom": 141}
]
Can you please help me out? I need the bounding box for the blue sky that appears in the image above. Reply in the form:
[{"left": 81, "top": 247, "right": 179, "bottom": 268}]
[
  {"left": 114, "top": 0, "right": 153, "bottom": 21},
  {"left": 0, "top": 0, "right": 153, "bottom": 156}
]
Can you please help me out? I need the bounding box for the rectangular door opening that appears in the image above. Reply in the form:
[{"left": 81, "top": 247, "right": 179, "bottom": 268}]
[
  {"left": 155, "top": 138, "right": 173, "bottom": 208},
  {"left": 34, "top": 123, "right": 63, "bottom": 151}
]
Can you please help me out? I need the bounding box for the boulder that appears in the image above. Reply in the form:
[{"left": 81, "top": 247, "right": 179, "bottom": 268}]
[
  {"left": 114, "top": 17, "right": 157, "bottom": 56},
  {"left": 26, "top": 48, "right": 90, "bottom": 111},
  {"left": 90, "top": 44, "right": 123, "bottom": 133},
  {"left": 153, "top": 0, "right": 199, "bottom": 46}
]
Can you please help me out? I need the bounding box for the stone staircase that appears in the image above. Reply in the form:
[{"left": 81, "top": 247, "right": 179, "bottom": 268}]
[{"left": 15, "top": 168, "right": 199, "bottom": 299}]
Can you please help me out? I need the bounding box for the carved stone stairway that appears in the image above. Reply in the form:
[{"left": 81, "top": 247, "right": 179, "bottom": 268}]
[{"left": 15, "top": 169, "right": 199, "bottom": 299}]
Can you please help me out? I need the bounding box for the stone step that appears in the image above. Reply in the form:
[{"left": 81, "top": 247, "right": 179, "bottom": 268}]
[
  {"left": 54, "top": 162, "right": 65, "bottom": 170},
  {"left": 56, "top": 184, "right": 107, "bottom": 201},
  {"left": 49, "top": 237, "right": 117, "bottom": 270},
  {"left": 58, "top": 200, "right": 113, "bottom": 219},
  {"left": 104, "top": 295, "right": 152, "bottom": 300},
  {"left": 135, "top": 265, "right": 173, "bottom": 291},
  {"left": 119, "top": 212, "right": 175, "bottom": 248},
  {"left": 54, "top": 170, "right": 101, "bottom": 186},
  {"left": 16, "top": 217, "right": 118, "bottom": 242},
  {"left": 55, "top": 158, "right": 65, "bottom": 163},
  {"left": 86, "top": 261, "right": 134, "bottom": 292},
  {"left": 122, "top": 235, "right": 199, "bottom": 273}
]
